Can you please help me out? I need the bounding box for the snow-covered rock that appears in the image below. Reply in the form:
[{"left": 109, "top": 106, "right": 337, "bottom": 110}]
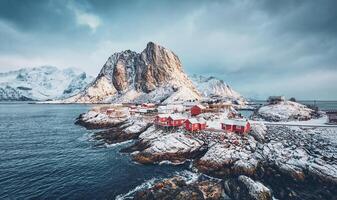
[
  {"left": 63, "top": 42, "right": 201, "bottom": 103},
  {"left": 93, "top": 120, "right": 152, "bottom": 145},
  {"left": 75, "top": 110, "right": 128, "bottom": 129},
  {"left": 128, "top": 129, "right": 206, "bottom": 164},
  {"left": 196, "top": 142, "right": 259, "bottom": 177},
  {"left": 0, "top": 66, "right": 93, "bottom": 101},
  {"left": 256, "top": 101, "right": 315, "bottom": 122},
  {"left": 190, "top": 74, "right": 242, "bottom": 100},
  {"left": 250, "top": 123, "right": 267, "bottom": 143},
  {"left": 192, "top": 125, "right": 337, "bottom": 199}
]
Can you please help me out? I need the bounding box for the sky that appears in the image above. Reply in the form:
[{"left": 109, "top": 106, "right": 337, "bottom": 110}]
[{"left": 0, "top": 0, "right": 336, "bottom": 100}]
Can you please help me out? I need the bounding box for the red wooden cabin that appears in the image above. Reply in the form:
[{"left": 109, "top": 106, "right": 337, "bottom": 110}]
[
  {"left": 167, "top": 115, "right": 186, "bottom": 127},
  {"left": 106, "top": 108, "right": 115, "bottom": 115},
  {"left": 184, "top": 119, "right": 207, "bottom": 132},
  {"left": 191, "top": 104, "right": 206, "bottom": 116},
  {"left": 142, "top": 103, "right": 156, "bottom": 108},
  {"left": 221, "top": 119, "right": 250, "bottom": 134},
  {"left": 155, "top": 114, "right": 170, "bottom": 126}
]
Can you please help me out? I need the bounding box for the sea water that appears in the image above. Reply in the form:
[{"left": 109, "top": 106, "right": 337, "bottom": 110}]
[{"left": 0, "top": 103, "right": 186, "bottom": 199}]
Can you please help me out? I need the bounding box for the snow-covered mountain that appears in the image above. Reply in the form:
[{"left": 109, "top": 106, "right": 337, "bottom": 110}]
[
  {"left": 0, "top": 66, "right": 93, "bottom": 101},
  {"left": 63, "top": 42, "right": 201, "bottom": 103},
  {"left": 190, "top": 75, "right": 242, "bottom": 100}
]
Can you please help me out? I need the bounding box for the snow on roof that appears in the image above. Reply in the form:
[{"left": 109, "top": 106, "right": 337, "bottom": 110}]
[
  {"left": 157, "top": 114, "right": 170, "bottom": 118},
  {"left": 168, "top": 114, "right": 186, "bottom": 120},
  {"left": 193, "top": 104, "right": 206, "bottom": 109},
  {"left": 142, "top": 103, "right": 156, "bottom": 106},
  {"left": 183, "top": 102, "right": 198, "bottom": 106},
  {"left": 222, "top": 101, "right": 233, "bottom": 106},
  {"left": 158, "top": 104, "right": 184, "bottom": 110},
  {"left": 186, "top": 118, "right": 206, "bottom": 124},
  {"left": 222, "top": 119, "right": 249, "bottom": 126}
]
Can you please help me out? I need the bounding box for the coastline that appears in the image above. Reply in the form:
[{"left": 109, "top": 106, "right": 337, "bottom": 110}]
[{"left": 74, "top": 105, "right": 337, "bottom": 200}]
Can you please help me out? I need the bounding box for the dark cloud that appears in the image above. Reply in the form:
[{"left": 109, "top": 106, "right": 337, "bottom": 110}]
[
  {"left": 0, "top": 0, "right": 71, "bottom": 32},
  {"left": 0, "top": 0, "right": 336, "bottom": 99}
]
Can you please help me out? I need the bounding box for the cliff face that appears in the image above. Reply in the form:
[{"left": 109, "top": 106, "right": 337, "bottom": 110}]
[{"left": 65, "top": 42, "right": 201, "bottom": 103}]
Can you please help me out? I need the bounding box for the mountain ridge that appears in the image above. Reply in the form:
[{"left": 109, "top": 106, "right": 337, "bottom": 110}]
[
  {"left": 0, "top": 66, "right": 93, "bottom": 101},
  {"left": 63, "top": 42, "right": 201, "bottom": 103}
]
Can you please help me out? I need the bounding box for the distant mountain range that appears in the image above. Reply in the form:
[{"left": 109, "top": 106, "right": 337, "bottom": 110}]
[
  {"left": 190, "top": 74, "right": 242, "bottom": 100},
  {"left": 0, "top": 43, "right": 244, "bottom": 103},
  {"left": 0, "top": 66, "right": 93, "bottom": 101}
]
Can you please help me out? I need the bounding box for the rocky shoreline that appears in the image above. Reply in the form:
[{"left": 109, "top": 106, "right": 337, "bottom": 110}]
[
  {"left": 133, "top": 176, "right": 224, "bottom": 200},
  {"left": 76, "top": 111, "right": 337, "bottom": 200}
]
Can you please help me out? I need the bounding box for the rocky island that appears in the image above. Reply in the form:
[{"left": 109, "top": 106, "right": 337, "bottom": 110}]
[{"left": 73, "top": 42, "right": 336, "bottom": 200}]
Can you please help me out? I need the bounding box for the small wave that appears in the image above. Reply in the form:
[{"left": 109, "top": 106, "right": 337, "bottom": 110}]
[
  {"left": 158, "top": 160, "right": 187, "bottom": 165},
  {"left": 105, "top": 140, "right": 134, "bottom": 148},
  {"left": 174, "top": 170, "right": 201, "bottom": 184},
  {"left": 115, "top": 170, "right": 205, "bottom": 199},
  {"left": 115, "top": 178, "right": 158, "bottom": 200},
  {"left": 77, "top": 132, "right": 94, "bottom": 142}
]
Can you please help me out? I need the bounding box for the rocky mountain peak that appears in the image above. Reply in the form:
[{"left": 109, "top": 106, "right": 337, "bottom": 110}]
[
  {"left": 141, "top": 41, "right": 182, "bottom": 71},
  {"left": 64, "top": 42, "right": 201, "bottom": 103}
]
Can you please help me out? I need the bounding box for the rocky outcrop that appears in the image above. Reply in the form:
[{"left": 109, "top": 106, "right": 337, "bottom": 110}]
[
  {"left": 249, "top": 123, "right": 267, "bottom": 143},
  {"left": 133, "top": 176, "right": 223, "bottom": 200},
  {"left": 195, "top": 125, "right": 337, "bottom": 199},
  {"left": 74, "top": 111, "right": 128, "bottom": 129},
  {"left": 224, "top": 176, "right": 272, "bottom": 200},
  {"left": 254, "top": 101, "right": 316, "bottom": 122},
  {"left": 195, "top": 142, "right": 259, "bottom": 178},
  {"left": 64, "top": 42, "right": 201, "bottom": 103},
  {"left": 123, "top": 127, "right": 207, "bottom": 164},
  {"left": 94, "top": 121, "right": 151, "bottom": 144}
]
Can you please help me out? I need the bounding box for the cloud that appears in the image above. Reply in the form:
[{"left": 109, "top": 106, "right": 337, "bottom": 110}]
[
  {"left": 67, "top": 2, "right": 101, "bottom": 32},
  {"left": 71, "top": 7, "right": 101, "bottom": 32},
  {"left": 0, "top": 0, "right": 336, "bottom": 99}
]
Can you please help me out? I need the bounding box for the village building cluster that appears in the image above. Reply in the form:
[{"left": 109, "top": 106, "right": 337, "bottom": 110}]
[
  {"left": 100, "top": 100, "right": 251, "bottom": 135},
  {"left": 154, "top": 104, "right": 250, "bottom": 134}
]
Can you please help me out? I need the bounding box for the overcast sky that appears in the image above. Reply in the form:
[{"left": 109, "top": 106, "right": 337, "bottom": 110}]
[{"left": 0, "top": 0, "right": 336, "bottom": 100}]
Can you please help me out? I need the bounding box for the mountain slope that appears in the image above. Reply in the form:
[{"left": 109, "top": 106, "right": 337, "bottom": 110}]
[
  {"left": 0, "top": 66, "right": 93, "bottom": 101},
  {"left": 64, "top": 42, "right": 201, "bottom": 103},
  {"left": 190, "top": 75, "right": 242, "bottom": 99}
]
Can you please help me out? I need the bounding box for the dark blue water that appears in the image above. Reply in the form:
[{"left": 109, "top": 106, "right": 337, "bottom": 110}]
[{"left": 0, "top": 103, "right": 185, "bottom": 199}]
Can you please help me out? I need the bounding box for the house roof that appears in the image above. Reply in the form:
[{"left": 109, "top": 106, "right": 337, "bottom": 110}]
[
  {"left": 222, "top": 119, "right": 249, "bottom": 126},
  {"left": 193, "top": 104, "right": 206, "bottom": 109},
  {"left": 186, "top": 118, "right": 206, "bottom": 124},
  {"left": 157, "top": 114, "right": 170, "bottom": 118},
  {"left": 183, "top": 102, "right": 198, "bottom": 106},
  {"left": 168, "top": 114, "right": 186, "bottom": 120}
]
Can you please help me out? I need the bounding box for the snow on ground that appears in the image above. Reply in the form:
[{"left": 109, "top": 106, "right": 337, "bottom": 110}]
[
  {"left": 124, "top": 121, "right": 149, "bottom": 134},
  {"left": 257, "top": 101, "right": 314, "bottom": 122},
  {"left": 143, "top": 132, "right": 204, "bottom": 154},
  {"left": 138, "top": 126, "right": 164, "bottom": 142},
  {"left": 200, "top": 143, "right": 258, "bottom": 168},
  {"left": 249, "top": 115, "right": 337, "bottom": 127},
  {"left": 80, "top": 110, "right": 127, "bottom": 125},
  {"left": 261, "top": 126, "right": 337, "bottom": 182}
]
